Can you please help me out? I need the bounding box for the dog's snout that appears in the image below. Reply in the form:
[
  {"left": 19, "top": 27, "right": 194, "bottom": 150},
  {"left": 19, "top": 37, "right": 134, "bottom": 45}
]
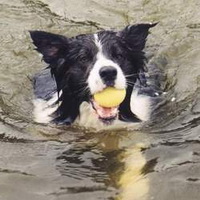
[{"left": 99, "top": 66, "right": 117, "bottom": 86}]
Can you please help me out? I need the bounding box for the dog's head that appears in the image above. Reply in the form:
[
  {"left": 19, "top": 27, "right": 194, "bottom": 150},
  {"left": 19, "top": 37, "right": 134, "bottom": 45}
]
[{"left": 30, "top": 23, "right": 156, "bottom": 125}]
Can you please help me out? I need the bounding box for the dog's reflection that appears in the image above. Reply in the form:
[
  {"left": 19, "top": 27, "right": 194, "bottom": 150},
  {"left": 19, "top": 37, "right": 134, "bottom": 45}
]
[
  {"left": 56, "top": 131, "right": 155, "bottom": 200},
  {"left": 98, "top": 132, "right": 154, "bottom": 200},
  {"left": 117, "top": 145, "right": 149, "bottom": 200}
]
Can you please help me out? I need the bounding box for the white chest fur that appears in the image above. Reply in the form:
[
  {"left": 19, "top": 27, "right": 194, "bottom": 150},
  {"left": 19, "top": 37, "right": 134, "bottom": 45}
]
[{"left": 33, "top": 90, "right": 151, "bottom": 131}]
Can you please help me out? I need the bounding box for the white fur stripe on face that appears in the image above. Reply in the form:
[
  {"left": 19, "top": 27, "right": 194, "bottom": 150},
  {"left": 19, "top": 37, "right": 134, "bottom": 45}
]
[{"left": 87, "top": 34, "right": 126, "bottom": 94}]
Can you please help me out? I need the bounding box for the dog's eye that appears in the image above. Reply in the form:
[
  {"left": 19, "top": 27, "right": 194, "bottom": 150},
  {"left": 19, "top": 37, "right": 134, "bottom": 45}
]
[
  {"left": 116, "top": 53, "right": 124, "bottom": 60},
  {"left": 79, "top": 55, "right": 90, "bottom": 63},
  {"left": 112, "top": 52, "right": 124, "bottom": 60},
  {"left": 111, "top": 48, "right": 124, "bottom": 60}
]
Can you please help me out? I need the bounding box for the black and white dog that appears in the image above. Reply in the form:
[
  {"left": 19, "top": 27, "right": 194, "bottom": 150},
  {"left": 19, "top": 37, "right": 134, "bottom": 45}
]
[{"left": 30, "top": 23, "right": 157, "bottom": 129}]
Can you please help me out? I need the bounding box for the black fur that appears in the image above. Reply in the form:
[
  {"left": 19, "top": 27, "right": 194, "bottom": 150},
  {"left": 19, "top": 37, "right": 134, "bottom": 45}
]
[{"left": 30, "top": 23, "right": 157, "bottom": 125}]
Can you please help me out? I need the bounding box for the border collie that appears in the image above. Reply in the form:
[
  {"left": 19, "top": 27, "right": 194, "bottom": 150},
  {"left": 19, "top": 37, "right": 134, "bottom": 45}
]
[{"left": 30, "top": 23, "right": 157, "bottom": 130}]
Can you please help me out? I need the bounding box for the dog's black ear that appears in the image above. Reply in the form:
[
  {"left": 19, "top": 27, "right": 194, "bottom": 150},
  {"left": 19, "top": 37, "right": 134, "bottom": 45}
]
[
  {"left": 30, "top": 31, "right": 69, "bottom": 64},
  {"left": 118, "top": 23, "right": 157, "bottom": 51}
]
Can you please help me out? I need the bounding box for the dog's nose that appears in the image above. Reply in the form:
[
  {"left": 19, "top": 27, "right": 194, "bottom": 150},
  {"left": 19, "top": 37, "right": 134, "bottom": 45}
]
[{"left": 99, "top": 66, "right": 117, "bottom": 86}]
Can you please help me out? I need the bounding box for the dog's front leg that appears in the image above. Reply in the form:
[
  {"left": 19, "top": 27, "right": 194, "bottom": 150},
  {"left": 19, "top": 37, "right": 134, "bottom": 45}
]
[{"left": 52, "top": 94, "right": 80, "bottom": 125}]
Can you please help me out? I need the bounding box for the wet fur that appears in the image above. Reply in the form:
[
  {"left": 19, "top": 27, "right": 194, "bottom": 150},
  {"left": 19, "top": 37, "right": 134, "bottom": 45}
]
[{"left": 30, "top": 23, "right": 157, "bottom": 127}]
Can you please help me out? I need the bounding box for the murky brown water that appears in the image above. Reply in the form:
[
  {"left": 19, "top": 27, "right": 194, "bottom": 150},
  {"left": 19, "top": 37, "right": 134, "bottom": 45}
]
[{"left": 0, "top": 0, "right": 200, "bottom": 199}]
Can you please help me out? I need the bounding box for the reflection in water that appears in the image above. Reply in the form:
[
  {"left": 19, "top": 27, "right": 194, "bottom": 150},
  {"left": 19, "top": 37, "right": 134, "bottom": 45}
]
[
  {"left": 101, "top": 133, "right": 154, "bottom": 200},
  {"left": 56, "top": 131, "right": 153, "bottom": 200},
  {"left": 117, "top": 145, "right": 149, "bottom": 200}
]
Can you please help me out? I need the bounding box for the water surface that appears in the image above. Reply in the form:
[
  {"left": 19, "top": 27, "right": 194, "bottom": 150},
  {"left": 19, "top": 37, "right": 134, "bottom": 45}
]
[{"left": 0, "top": 0, "right": 200, "bottom": 199}]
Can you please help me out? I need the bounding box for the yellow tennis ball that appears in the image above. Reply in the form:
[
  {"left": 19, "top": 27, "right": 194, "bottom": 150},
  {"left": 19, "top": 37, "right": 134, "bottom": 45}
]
[{"left": 94, "top": 87, "right": 126, "bottom": 108}]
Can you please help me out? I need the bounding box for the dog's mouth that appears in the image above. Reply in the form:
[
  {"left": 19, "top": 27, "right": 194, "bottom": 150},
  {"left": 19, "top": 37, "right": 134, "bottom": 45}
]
[{"left": 91, "top": 99, "right": 118, "bottom": 124}]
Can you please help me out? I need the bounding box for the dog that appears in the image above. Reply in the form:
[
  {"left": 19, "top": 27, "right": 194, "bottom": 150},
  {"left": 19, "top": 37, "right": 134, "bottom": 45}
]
[{"left": 30, "top": 23, "right": 158, "bottom": 129}]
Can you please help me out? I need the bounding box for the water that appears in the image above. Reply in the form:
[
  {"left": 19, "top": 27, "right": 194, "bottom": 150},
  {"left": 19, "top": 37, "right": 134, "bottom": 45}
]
[{"left": 0, "top": 0, "right": 200, "bottom": 199}]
